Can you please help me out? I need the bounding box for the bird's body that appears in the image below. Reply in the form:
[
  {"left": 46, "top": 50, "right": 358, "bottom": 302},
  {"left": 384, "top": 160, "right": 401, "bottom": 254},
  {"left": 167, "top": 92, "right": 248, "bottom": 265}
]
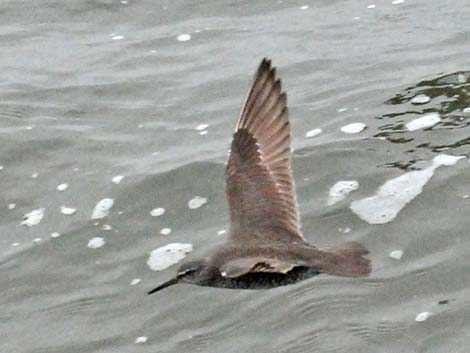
[{"left": 148, "top": 59, "right": 371, "bottom": 294}]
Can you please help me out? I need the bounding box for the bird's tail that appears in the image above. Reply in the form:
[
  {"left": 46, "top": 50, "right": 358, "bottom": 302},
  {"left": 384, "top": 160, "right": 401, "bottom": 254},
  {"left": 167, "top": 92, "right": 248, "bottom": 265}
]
[{"left": 318, "top": 242, "right": 371, "bottom": 277}]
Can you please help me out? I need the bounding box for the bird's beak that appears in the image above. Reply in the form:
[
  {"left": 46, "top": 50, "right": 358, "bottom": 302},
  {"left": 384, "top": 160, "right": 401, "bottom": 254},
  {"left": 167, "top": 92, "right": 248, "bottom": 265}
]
[{"left": 147, "top": 277, "right": 179, "bottom": 294}]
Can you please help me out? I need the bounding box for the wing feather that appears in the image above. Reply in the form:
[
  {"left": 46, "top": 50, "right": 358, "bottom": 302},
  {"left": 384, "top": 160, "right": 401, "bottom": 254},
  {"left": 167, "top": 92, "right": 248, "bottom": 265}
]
[{"left": 226, "top": 58, "right": 303, "bottom": 243}]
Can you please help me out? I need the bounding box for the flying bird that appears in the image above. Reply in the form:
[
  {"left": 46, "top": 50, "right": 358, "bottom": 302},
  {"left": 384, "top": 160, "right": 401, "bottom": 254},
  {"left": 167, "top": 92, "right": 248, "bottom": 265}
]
[{"left": 148, "top": 58, "right": 371, "bottom": 293}]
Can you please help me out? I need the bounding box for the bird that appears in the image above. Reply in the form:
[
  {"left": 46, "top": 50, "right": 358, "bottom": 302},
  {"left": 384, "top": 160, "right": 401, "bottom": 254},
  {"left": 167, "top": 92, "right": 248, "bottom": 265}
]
[{"left": 148, "top": 58, "right": 371, "bottom": 293}]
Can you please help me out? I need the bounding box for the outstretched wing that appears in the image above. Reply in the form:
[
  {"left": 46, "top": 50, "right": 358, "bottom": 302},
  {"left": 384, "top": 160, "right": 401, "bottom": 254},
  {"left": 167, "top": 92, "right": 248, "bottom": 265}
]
[{"left": 225, "top": 58, "right": 303, "bottom": 242}]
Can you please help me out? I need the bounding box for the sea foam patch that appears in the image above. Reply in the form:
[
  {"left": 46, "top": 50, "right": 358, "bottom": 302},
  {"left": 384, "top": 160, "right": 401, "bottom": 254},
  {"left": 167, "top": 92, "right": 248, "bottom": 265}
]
[
  {"left": 177, "top": 34, "right": 191, "bottom": 42},
  {"left": 150, "top": 208, "right": 165, "bottom": 217},
  {"left": 188, "top": 196, "right": 207, "bottom": 209},
  {"left": 195, "top": 123, "right": 208, "bottom": 131},
  {"left": 91, "top": 198, "right": 114, "bottom": 219},
  {"left": 350, "top": 154, "right": 464, "bottom": 224},
  {"left": 405, "top": 113, "right": 440, "bottom": 131},
  {"left": 88, "top": 237, "right": 105, "bottom": 248},
  {"left": 56, "top": 183, "right": 68, "bottom": 191},
  {"left": 147, "top": 243, "right": 193, "bottom": 271},
  {"left": 415, "top": 312, "right": 432, "bottom": 322},
  {"left": 305, "top": 128, "right": 322, "bottom": 138},
  {"left": 389, "top": 250, "right": 404, "bottom": 260},
  {"left": 340, "top": 122, "right": 366, "bottom": 134},
  {"left": 160, "top": 228, "right": 172, "bottom": 235},
  {"left": 112, "top": 175, "right": 124, "bottom": 184},
  {"left": 327, "top": 180, "right": 359, "bottom": 206},
  {"left": 410, "top": 94, "right": 430, "bottom": 104},
  {"left": 21, "top": 208, "right": 45, "bottom": 226},
  {"left": 60, "top": 206, "right": 76, "bottom": 215}
]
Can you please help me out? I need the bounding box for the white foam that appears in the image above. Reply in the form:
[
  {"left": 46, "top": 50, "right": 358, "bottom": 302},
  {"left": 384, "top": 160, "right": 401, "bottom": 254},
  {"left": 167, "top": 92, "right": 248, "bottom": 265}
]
[
  {"left": 199, "top": 130, "right": 208, "bottom": 135},
  {"left": 299, "top": 5, "right": 309, "bottom": 10},
  {"left": 217, "top": 229, "right": 226, "bottom": 235},
  {"left": 350, "top": 154, "right": 464, "bottom": 224},
  {"left": 389, "top": 250, "right": 404, "bottom": 260},
  {"left": 150, "top": 208, "right": 165, "bottom": 217},
  {"left": 188, "top": 196, "right": 207, "bottom": 209},
  {"left": 415, "top": 312, "right": 432, "bottom": 322},
  {"left": 135, "top": 336, "right": 147, "bottom": 344},
  {"left": 327, "top": 180, "right": 359, "bottom": 206},
  {"left": 111, "top": 35, "right": 124, "bottom": 40},
  {"left": 31, "top": 172, "right": 38, "bottom": 178},
  {"left": 102, "top": 224, "right": 112, "bottom": 230},
  {"left": 12, "top": 242, "right": 20, "bottom": 247},
  {"left": 305, "top": 128, "right": 322, "bottom": 138},
  {"left": 56, "top": 183, "right": 68, "bottom": 191},
  {"left": 337, "top": 107, "right": 348, "bottom": 113},
  {"left": 410, "top": 94, "right": 430, "bottom": 104},
  {"left": 21, "top": 208, "right": 45, "bottom": 226},
  {"left": 432, "top": 154, "right": 464, "bottom": 166},
  {"left": 51, "top": 232, "right": 61, "bottom": 238},
  {"left": 91, "top": 198, "right": 114, "bottom": 219},
  {"left": 112, "top": 175, "right": 124, "bottom": 184},
  {"left": 88, "top": 237, "right": 105, "bottom": 248},
  {"left": 392, "top": 0, "right": 405, "bottom": 4},
  {"left": 458, "top": 73, "right": 466, "bottom": 83},
  {"left": 195, "top": 123, "right": 208, "bottom": 131},
  {"left": 160, "top": 228, "right": 172, "bottom": 235},
  {"left": 340, "top": 122, "right": 366, "bottom": 134},
  {"left": 0, "top": 165, "right": 3, "bottom": 171},
  {"left": 130, "top": 278, "right": 141, "bottom": 286},
  {"left": 8, "top": 203, "right": 16, "bottom": 210},
  {"left": 147, "top": 243, "right": 193, "bottom": 271},
  {"left": 367, "top": 4, "right": 376, "bottom": 8},
  {"left": 60, "top": 206, "right": 77, "bottom": 215},
  {"left": 463, "top": 107, "right": 470, "bottom": 113},
  {"left": 405, "top": 113, "right": 440, "bottom": 131},
  {"left": 33, "top": 238, "right": 42, "bottom": 243},
  {"left": 177, "top": 34, "right": 191, "bottom": 42}
]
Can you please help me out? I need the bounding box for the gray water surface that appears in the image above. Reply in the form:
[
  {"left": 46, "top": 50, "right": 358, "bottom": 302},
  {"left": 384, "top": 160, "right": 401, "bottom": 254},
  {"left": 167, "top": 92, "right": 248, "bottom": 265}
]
[{"left": 2, "top": 1, "right": 470, "bottom": 352}]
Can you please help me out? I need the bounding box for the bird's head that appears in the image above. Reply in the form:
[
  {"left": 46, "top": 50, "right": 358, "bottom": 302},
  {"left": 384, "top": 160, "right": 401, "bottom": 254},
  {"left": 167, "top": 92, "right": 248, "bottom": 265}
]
[{"left": 147, "top": 260, "right": 209, "bottom": 294}]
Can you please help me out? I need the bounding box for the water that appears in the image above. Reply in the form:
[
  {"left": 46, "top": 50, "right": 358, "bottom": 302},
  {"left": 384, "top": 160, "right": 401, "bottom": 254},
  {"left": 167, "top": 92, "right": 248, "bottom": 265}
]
[{"left": 2, "top": 1, "right": 470, "bottom": 352}]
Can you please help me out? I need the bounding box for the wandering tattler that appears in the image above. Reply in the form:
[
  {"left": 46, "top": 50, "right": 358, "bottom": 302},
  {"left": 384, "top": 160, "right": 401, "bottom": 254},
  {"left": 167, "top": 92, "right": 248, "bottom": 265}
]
[{"left": 148, "top": 58, "right": 371, "bottom": 293}]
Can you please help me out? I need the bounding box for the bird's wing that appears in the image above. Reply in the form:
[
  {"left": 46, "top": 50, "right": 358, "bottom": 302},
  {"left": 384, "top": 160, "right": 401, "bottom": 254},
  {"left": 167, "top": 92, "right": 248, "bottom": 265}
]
[
  {"left": 219, "top": 256, "right": 302, "bottom": 278},
  {"left": 226, "top": 58, "right": 303, "bottom": 242}
]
